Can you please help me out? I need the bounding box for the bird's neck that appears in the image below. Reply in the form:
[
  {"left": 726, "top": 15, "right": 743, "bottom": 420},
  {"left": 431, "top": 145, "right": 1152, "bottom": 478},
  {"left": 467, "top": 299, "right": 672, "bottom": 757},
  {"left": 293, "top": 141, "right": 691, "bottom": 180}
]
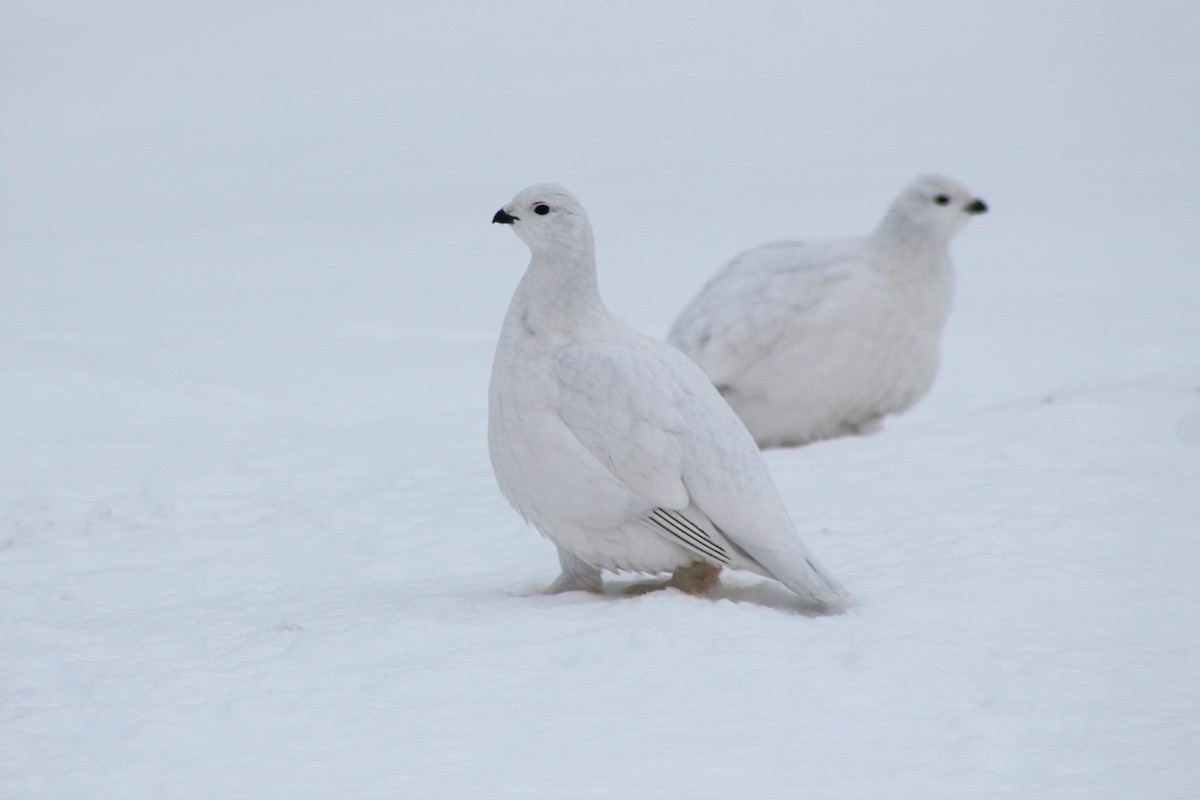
[
  {"left": 868, "top": 214, "right": 950, "bottom": 277},
  {"left": 512, "top": 239, "right": 608, "bottom": 333}
]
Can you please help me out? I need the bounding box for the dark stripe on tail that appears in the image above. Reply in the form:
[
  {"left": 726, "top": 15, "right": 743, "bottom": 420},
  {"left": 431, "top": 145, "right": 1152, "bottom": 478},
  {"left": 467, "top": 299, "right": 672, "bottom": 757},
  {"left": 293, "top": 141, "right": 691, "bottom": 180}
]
[{"left": 647, "top": 508, "right": 731, "bottom": 565}]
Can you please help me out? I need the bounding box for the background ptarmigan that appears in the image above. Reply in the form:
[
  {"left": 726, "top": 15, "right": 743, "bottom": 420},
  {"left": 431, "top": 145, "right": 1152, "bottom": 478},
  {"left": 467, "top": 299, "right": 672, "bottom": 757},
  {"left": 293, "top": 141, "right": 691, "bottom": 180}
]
[
  {"left": 668, "top": 174, "right": 988, "bottom": 449},
  {"left": 488, "top": 183, "right": 845, "bottom": 604}
]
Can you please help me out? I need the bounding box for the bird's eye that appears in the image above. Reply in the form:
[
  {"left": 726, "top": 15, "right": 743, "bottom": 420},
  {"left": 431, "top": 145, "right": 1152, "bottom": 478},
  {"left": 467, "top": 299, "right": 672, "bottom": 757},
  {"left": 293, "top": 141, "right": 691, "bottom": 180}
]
[
  {"left": 534, "top": 204, "right": 550, "bottom": 215},
  {"left": 933, "top": 194, "right": 950, "bottom": 206}
]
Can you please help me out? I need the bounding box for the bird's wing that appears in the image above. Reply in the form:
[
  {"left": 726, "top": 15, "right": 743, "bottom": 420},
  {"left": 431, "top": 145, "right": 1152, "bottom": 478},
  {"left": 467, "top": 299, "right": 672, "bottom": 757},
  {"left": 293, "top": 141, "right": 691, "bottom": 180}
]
[
  {"left": 554, "top": 338, "right": 692, "bottom": 511},
  {"left": 669, "top": 241, "right": 864, "bottom": 388},
  {"left": 556, "top": 334, "right": 845, "bottom": 600},
  {"left": 554, "top": 336, "right": 774, "bottom": 567}
]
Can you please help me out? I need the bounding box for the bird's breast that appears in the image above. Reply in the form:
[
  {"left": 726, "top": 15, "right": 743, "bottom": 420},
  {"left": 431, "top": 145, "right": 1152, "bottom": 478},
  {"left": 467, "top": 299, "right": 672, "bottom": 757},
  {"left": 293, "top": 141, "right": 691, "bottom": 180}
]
[{"left": 488, "top": 328, "right": 644, "bottom": 532}]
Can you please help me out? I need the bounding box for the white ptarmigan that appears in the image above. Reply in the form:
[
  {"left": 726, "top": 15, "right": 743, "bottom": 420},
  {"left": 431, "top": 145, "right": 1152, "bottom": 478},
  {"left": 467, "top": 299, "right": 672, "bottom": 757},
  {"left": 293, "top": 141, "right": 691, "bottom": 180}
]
[
  {"left": 488, "top": 183, "right": 845, "bottom": 604},
  {"left": 668, "top": 175, "right": 988, "bottom": 449}
]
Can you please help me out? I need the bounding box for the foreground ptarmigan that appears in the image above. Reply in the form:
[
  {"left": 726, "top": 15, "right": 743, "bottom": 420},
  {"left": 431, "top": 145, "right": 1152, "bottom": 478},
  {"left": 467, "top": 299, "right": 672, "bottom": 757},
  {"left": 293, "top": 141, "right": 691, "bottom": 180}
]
[
  {"left": 668, "top": 175, "right": 988, "bottom": 449},
  {"left": 488, "top": 183, "right": 845, "bottom": 604}
]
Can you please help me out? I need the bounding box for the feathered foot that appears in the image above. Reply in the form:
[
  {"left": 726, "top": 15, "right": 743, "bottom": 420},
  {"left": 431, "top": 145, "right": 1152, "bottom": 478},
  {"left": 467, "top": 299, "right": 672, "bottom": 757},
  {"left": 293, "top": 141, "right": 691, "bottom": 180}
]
[{"left": 623, "top": 561, "right": 722, "bottom": 596}]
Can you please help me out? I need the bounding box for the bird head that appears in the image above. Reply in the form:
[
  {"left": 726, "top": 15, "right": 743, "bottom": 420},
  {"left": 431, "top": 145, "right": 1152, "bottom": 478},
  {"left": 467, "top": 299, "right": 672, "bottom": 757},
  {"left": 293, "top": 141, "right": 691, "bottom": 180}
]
[
  {"left": 492, "top": 183, "right": 594, "bottom": 258},
  {"left": 881, "top": 174, "right": 988, "bottom": 240}
]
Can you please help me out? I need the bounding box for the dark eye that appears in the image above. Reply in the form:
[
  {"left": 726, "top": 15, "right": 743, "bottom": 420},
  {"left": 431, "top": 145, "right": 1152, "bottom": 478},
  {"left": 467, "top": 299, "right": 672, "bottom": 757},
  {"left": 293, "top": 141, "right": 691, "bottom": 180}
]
[
  {"left": 933, "top": 194, "right": 950, "bottom": 206},
  {"left": 534, "top": 204, "right": 550, "bottom": 215}
]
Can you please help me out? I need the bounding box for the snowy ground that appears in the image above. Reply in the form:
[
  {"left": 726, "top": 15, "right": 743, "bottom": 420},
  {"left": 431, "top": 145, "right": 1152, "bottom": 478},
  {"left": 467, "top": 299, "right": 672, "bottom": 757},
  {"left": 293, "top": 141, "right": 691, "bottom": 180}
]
[{"left": 3, "top": 2, "right": 1199, "bottom": 798}]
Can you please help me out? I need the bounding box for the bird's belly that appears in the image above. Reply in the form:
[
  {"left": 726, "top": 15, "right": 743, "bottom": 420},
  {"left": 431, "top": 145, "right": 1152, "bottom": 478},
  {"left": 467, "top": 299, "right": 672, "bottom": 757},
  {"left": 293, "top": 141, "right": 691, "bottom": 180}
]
[{"left": 730, "top": 314, "right": 942, "bottom": 444}]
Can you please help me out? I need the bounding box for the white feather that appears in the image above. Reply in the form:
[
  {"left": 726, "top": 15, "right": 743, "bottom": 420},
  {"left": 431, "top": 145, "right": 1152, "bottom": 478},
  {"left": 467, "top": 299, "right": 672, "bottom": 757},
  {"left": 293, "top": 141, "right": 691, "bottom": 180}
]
[
  {"left": 488, "top": 184, "right": 845, "bottom": 603},
  {"left": 669, "top": 174, "right": 987, "bottom": 448}
]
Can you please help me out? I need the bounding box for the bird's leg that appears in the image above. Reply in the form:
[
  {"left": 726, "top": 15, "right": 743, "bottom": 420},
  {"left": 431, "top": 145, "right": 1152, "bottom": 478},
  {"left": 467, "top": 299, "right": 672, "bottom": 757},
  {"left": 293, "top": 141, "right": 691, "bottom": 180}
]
[
  {"left": 668, "top": 561, "right": 722, "bottom": 594},
  {"left": 543, "top": 548, "right": 603, "bottom": 594},
  {"left": 623, "top": 562, "right": 722, "bottom": 596}
]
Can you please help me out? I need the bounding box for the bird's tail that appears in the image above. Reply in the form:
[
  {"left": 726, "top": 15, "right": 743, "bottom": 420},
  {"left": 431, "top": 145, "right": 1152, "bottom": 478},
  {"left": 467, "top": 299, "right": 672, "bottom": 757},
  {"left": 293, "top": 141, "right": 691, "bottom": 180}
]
[{"left": 740, "top": 538, "right": 848, "bottom": 606}]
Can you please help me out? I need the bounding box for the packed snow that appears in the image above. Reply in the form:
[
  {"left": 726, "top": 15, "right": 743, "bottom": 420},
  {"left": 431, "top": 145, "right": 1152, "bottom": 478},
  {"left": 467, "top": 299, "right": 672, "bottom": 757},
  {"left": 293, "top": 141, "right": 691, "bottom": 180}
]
[{"left": 3, "top": 2, "right": 1198, "bottom": 798}]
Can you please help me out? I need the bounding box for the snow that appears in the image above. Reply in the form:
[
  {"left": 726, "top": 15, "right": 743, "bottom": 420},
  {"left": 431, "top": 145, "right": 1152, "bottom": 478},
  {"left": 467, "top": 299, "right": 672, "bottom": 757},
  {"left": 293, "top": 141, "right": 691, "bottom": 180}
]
[{"left": 2, "top": 2, "right": 1198, "bottom": 797}]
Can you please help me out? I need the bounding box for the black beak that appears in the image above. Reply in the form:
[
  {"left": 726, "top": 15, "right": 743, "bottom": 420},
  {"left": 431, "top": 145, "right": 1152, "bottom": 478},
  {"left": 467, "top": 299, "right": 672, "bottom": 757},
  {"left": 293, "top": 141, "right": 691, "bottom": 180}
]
[
  {"left": 964, "top": 199, "right": 988, "bottom": 215},
  {"left": 493, "top": 209, "right": 518, "bottom": 225}
]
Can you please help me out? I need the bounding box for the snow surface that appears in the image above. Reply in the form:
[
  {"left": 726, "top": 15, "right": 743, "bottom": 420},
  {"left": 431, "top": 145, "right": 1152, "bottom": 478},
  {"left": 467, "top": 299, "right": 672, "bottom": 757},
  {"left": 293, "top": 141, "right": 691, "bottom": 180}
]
[{"left": 3, "top": 2, "right": 1198, "bottom": 798}]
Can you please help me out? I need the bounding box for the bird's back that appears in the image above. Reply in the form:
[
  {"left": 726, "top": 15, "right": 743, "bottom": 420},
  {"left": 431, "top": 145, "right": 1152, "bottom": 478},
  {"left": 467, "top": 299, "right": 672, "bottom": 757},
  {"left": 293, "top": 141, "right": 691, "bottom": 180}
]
[
  {"left": 669, "top": 234, "right": 952, "bottom": 447},
  {"left": 669, "top": 237, "right": 871, "bottom": 387}
]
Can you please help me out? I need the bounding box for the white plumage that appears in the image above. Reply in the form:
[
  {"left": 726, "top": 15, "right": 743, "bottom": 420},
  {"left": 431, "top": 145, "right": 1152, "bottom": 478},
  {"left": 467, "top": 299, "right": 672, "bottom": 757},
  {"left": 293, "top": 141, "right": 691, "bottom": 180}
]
[
  {"left": 488, "top": 183, "right": 845, "bottom": 604},
  {"left": 668, "top": 174, "right": 988, "bottom": 449}
]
